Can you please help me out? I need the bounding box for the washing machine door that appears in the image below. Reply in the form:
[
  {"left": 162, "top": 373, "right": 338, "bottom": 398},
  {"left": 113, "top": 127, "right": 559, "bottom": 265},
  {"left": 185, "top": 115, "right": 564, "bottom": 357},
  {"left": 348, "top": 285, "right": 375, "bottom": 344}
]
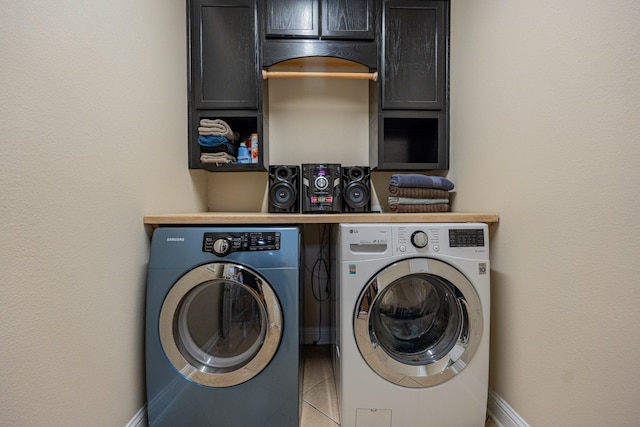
[
  {"left": 159, "top": 262, "right": 282, "bottom": 387},
  {"left": 354, "top": 257, "right": 482, "bottom": 388}
]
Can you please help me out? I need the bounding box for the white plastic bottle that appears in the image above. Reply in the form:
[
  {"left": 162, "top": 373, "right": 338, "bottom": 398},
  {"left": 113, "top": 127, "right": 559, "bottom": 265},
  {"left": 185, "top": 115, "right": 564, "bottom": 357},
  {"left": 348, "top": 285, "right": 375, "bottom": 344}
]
[
  {"left": 237, "top": 141, "right": 250, "bottom": 164},
  {"left": 250, "top": 133, "right": 259, "bottom": 164}
]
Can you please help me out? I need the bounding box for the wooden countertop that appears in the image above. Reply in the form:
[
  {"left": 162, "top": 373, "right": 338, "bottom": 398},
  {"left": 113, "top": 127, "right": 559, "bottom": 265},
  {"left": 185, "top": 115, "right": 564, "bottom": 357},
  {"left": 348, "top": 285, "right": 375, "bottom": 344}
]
[{"left": 144, "top": 212, "right": 499, "bottom": 227}]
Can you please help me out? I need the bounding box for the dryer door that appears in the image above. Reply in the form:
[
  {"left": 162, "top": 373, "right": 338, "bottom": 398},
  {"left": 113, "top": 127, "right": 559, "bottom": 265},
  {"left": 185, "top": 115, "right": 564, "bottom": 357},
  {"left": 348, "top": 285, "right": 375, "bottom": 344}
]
[
  {"left": 354, "top": 257, "right": 482, "bottom": 388},
  {"left": 159, "top": 262, "right": 282, "bottom": 387}
]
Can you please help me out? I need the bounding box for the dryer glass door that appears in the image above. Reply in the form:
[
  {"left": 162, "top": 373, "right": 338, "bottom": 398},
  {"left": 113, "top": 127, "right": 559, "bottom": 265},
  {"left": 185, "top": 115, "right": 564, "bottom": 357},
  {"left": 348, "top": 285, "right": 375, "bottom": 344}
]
[
  {"left": 354, "top": 257, "right": 483, "bottom": 388},
  {"left": 159, "top": 262, "right": 282, "bottom": 388}
]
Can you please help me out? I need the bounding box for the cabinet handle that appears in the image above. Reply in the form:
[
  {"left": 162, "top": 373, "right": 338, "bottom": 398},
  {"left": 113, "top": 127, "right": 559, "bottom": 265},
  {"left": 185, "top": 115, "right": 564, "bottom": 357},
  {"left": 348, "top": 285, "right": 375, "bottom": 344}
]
[{"left": 262, "top": 69, "right": 378, "bottom": 82}]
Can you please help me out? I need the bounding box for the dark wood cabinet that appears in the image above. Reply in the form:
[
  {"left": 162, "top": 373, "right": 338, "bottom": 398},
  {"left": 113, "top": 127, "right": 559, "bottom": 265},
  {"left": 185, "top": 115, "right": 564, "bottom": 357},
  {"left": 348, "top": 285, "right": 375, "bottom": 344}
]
[
  {"left": 265, "top": 0, "right": 319, "bottom": 37},
  {"left": 265, "top": 0, "right": 374, "bottom": 39},
  {"left": 191, "top": 0, "right": 259, "bottom": 110},
  {"left": 188, "top": 0, "right": 267, "bottom": 171},
  {"left": 371, "top": 0, "right": 449, "bottom": 170},
  {"left": 322, "top": 0, "right": 375, "bottom": 39},
  {"left": 262, "top": 0, "right": 377, "bottom": 67},
  {"left": 185, "top": 0, "right": 449, "bottom": 172},
  {"left": 382, "top": 0, "right": 445, "bottom": 110}
]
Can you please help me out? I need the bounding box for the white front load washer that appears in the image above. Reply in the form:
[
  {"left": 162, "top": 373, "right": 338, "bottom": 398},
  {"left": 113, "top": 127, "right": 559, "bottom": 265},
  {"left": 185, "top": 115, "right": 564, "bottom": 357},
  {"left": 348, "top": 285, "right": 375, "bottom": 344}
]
[{"left": 333, "top": 223, "right": 490, "bottom": 427}]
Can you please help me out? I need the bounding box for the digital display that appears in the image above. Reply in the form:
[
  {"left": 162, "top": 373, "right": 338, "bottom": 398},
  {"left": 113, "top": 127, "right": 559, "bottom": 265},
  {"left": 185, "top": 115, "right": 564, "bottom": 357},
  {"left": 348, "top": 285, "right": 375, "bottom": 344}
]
[
  {"left": 449, "top": 229, "right": 485, "bottom": 247},
  {"left": 248, "top": 232, "right": 280, "bottom": 250},
  {"left": 311, "top": 196, "right": 334, "bottom": 203}
]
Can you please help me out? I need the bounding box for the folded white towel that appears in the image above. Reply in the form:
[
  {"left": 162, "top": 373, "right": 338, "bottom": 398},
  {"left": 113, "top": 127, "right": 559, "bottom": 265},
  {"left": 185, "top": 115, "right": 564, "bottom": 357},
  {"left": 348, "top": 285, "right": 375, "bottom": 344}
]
[{"left": 199, "top": 119, "right": 237, "bottom": 141}]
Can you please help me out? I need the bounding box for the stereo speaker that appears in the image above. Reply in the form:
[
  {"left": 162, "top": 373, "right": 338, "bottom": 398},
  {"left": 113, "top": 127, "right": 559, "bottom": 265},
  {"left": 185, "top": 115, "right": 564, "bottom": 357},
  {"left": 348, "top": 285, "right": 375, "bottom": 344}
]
[
  {"left": 342, "top": 166, "right": 371, "bottom": 213},
  {"left": 268, "top": 165, "right": 300, "bottom": 213}
]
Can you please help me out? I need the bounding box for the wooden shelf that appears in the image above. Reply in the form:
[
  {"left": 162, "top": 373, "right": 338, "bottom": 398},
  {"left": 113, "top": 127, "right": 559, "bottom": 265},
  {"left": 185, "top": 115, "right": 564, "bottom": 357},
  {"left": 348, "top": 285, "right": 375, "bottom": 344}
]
[{"left": 144, "top": 212, "right": 499, "bottom": 228}]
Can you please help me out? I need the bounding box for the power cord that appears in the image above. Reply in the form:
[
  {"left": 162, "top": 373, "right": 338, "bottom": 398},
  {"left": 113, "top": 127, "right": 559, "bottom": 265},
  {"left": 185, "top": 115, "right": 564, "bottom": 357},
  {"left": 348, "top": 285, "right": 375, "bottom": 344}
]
[{"left": 306, "top": 224, "right": 331, "bottom": 345}]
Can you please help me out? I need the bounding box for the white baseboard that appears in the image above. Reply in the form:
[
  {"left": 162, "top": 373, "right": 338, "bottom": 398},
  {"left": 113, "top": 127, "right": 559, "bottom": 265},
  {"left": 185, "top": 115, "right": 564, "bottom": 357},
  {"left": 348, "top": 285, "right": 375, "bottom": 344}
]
[
  {"left": 487, "top": 388, "right": 530, "bottom": 427},
  {"left": 303, "top": 327, "right": 333, "bottom": 345},
  {"left": 125, "top": 405, "right": 147, "bottom": 427}
]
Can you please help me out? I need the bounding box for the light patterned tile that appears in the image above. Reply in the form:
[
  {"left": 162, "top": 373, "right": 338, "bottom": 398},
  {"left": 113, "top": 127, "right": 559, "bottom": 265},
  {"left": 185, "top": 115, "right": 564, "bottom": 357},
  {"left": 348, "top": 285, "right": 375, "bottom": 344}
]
[
  {"left": 303, "top": 375, "right": 339, "bottom": 423},
  {"left": 303, "top": 345, "right": 333, "bottom": 392},
  {"left": 300, "top": 401, "right": 340, "bottom": 427}
]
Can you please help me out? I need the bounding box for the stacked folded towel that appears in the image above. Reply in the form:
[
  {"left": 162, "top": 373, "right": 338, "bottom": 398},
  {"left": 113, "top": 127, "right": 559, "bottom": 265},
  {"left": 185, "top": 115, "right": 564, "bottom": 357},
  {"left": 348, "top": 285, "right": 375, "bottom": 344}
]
[
  {"left": 388, "top": 174, "right": 454, "bottom": 213},
  {"left": 198, "top": 119, "right": 240, "bottom": 164},
  {"left": 200, "top": 152, "right": 237, "bottom": 165}
]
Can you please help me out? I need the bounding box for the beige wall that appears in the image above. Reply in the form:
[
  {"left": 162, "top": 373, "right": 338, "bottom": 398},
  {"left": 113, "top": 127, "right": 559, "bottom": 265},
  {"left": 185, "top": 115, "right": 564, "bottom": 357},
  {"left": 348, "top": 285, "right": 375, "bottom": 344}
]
[
  {"left": 0, "top": 1, "right": 206, "bottom": 426},
  {"left": 2, "top": 1, "right": 640, "bottom": 426},
  {"left": 206, "top": 61, "right": 372, "bottom": 214},
  {"left": 450, "top": 1, "right": 640, "bottom": 425}
]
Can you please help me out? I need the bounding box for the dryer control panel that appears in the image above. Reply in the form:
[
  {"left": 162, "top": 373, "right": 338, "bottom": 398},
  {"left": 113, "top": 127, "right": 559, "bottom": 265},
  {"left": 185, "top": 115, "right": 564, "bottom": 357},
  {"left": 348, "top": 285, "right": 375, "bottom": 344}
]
[{"left": 203, "top": 232, "right": 281, "bottom": 256}]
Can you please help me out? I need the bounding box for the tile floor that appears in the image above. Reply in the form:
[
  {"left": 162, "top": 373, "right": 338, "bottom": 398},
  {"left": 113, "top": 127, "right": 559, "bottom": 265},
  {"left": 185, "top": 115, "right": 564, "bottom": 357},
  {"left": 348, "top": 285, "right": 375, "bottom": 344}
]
[
  {"left": 301, "top": 345, "right": 339, "bottom": 427},
  {"left": 300, "top": 344, "right": 497, "bottom": 427}
]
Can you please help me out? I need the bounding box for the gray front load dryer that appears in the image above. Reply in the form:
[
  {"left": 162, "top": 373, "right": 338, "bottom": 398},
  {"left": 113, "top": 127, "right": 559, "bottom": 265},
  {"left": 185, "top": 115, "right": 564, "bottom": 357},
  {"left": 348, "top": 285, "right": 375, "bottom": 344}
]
[{"left": 145, "top": 227, "right": 302, "bottom": 427}]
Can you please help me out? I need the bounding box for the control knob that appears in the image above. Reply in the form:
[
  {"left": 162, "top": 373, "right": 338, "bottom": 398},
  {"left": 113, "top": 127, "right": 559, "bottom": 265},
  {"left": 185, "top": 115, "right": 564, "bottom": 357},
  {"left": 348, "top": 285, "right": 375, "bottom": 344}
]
[
  {"left": 212, "top": 238, "right": 232, "bottom": 256},
  {"left": 410, "top": 231, "right": 428, "bottom": 248},
  {"left": 314, "top": 175, "right": 329, "bottom": 190}
]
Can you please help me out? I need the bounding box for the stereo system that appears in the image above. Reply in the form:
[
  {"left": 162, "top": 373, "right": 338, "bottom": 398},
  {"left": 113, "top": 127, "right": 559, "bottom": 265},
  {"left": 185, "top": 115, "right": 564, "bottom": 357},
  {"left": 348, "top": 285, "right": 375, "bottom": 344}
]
[
  {"left": 302, "top": 163, "right": 342, "bottom": 213},
  {"left": 268, "top": 164, "right": 371, "bottom": 214}
]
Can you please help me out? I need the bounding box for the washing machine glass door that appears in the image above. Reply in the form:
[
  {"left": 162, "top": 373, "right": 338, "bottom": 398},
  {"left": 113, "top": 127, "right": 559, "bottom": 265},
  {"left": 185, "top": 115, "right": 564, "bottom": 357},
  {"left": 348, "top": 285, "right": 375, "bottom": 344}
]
[
  {"left": 159, "top": 262, "right": 282, "bottom": 387},
  {"left": 354, "top": 257, "right": 482, "bottom": 388}
]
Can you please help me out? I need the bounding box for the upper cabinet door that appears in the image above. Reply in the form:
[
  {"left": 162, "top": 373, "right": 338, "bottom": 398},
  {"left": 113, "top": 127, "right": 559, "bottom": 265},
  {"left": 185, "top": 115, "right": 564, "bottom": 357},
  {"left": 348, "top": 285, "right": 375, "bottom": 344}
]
[
  {"left": 382, "top": 0, "right": 446, "bottom": 110},
  {"left": 192, "top": 0, "right": 259, "bottom": 110},
  {"left": 264, "top": 0, "right": 374, "bottom": 40},
  {"left": 265, "top": 0, "right": 319, "bottom": 37},
  {"left": 321, "top": 0, "right": 375, "bottom": 40}
]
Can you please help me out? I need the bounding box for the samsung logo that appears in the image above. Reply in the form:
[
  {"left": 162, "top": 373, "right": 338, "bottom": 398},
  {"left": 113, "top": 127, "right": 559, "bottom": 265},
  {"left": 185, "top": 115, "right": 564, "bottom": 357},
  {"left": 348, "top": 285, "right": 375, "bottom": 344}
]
[{"left": 166, "top": 237, "right": 185, "bottom": 242}]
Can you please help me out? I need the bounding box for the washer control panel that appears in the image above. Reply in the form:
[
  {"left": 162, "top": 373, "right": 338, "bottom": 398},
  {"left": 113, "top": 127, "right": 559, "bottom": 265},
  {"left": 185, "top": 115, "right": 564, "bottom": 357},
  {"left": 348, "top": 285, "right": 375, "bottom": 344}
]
[
  {"left": 203, "top": 232, "right": 281, "bottom": 256},
  {"left": 393, "top": 224, "right": 487, "bottom": 255},
  {"left": 395, "top": 226, "right": 436, "bottom": 254}
]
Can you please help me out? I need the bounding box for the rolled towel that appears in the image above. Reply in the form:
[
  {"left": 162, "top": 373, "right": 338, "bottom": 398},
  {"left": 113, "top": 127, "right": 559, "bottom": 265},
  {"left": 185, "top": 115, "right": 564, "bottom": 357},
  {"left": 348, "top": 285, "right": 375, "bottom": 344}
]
[
  {"left": 388, "top": 204, "right": 450, "bottom": 213},
  {"left": 388, "top": 197, "right": 449, "bottom": 205},
  {"left": 389, "top": 174, "right": 454, "bottom": 191},
  {"left": 388, "top": 186, "right": 450, "bottom": 199}
]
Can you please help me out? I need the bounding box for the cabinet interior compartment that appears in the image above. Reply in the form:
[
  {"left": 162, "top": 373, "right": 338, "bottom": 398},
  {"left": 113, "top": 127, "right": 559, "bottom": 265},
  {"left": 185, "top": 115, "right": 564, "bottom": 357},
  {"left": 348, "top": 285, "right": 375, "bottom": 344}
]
[
  {"left": 382, "top": 116, "right": 440, "bottom": 166},
  {"left": 189, "top": 112, "right": 265, "bottom": 171}
]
